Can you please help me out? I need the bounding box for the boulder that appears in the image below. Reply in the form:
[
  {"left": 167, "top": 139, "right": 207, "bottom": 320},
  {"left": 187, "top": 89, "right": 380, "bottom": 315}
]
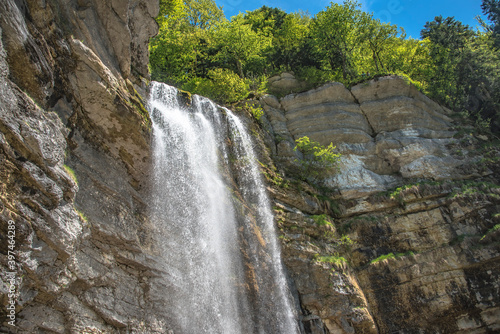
[{"left": 268, "top": 72, "right": 305, "bottom": 95}]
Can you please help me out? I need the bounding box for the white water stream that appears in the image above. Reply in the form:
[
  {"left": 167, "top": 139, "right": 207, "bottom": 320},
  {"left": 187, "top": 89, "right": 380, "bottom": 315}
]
[{"left": 148, "top": 82, "right": 300, "bottom": 334}]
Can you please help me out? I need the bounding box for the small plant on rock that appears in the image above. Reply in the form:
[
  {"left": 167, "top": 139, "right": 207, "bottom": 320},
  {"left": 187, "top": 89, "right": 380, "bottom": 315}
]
[
  {"left": 293, "top": 136, "right": 341, "bottom": 181},
  {"left": 63, "top": 164, "right": 78, "bottom": 185},
  {"left": 248, "top": 104, "right": 264, "bottom": 122}
]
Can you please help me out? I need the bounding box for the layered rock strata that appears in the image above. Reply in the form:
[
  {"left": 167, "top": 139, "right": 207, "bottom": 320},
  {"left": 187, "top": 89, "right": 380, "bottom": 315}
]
[
  {"left": 258, "top": 75, "right": 500, "bottom": 333},
  {"left": 0, "top": 1, "right": 166, "bottom": 332},
  {"left": 263, "top": 76, "right": 465, "bottom": 199}
]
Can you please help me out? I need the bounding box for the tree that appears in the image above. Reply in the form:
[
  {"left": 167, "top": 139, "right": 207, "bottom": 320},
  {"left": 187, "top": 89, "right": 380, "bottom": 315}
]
[
  {"left": 310, "top": 0, "right": 371, "bottom": 81},
  {"left": 242, "top": 6, "right": 287, "bottom": 36},
  {"left": 149, "top": 0, "right": 225, "bottom": 84},
  {"left": 382, "top": 37, "right": 431, "bottom": 87},
  {"left": 421, "top": 15, "right": 473, "bottom": 49},
  {"left": 149, "top": 27, "right": 201, "bottom": 84},
  {"left": 182, "top": 68, "right": 249, "bottom": 103},
  {"left": 421, "top": 15, "right": 500, "bottom": 132},
  {"left": 421, "top": 16, "right": 475, "bottom": 107},
  {"left": 460, "top": 30, "right": 500, "bottom": 131},
  {"left": 482, "top": 0, "right": 500, "bottom": 48},
  {"left": 156, "top": 0, "right": 184, "bottom": 29},
  {"left": 148, "top": 2, "right": 500, "bottom": 134},
  {"left": 271, "top": 11, "right": 311, "bottom": 70},
  {"left": 212, "top": 15, "right": 272, "bottom": 78},
  {"left": 293, "top": 136, "right": 341, "bottom": 181},
  {"left": 183, "top": 0, "right": 226, "bottom": 29},
  {"left": 363, "top": 19, "right": 400, "bottom": 72}
]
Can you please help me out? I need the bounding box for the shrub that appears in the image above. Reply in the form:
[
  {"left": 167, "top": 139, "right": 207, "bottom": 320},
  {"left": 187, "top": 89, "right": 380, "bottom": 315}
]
[
  {"left": 246, "top": 102, "right": 265, "bottom": 122},
  {"left": 312, "top": 214, "right": 333, "bottom": 227},
  {"left": 293, "top": 136, "right": 341, "bottom": 180},
  {"left": 295, "top": 66, "right": 337, "bottom": 90},
  {"left": 371, "top": 251, "right": 415, "bottom": 264},
  {"left": 181, "top": 68, "right": 250, "bottom": 104},
  {"left": 314, "top": 254, "right": 348, "bottom": 266},
  {"left": 480, "top": 223, "right": 500, "bottom": 241}
]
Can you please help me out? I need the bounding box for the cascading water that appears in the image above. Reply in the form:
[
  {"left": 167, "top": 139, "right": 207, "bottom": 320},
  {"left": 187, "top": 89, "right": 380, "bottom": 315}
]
[{"left": 148, "top": 81, "right": 300, "bottom": 334}]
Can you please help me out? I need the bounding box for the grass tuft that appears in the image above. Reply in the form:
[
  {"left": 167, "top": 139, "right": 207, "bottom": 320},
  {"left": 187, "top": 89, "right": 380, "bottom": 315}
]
[{"left": 63, "top": 165, "right": 78, "bottom": 185}]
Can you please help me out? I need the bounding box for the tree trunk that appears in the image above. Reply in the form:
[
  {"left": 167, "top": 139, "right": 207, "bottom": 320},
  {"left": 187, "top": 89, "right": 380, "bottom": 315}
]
[
  {"left": 341, "top": 53, "right": 348, "bottom": 80},
  {"left": 372, "top": 51, "right": 380, "bottom": 72},
  {"left": 236, "top": 58, "right": 244, "bottom": 78}
]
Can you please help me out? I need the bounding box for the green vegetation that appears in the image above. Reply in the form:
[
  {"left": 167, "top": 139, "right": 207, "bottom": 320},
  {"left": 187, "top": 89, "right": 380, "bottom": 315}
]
[
  {"left": 311, "top": 214, "right": 336, "bottom": 239},
  {"left": 313, "top": 194, "right": 342, "bottom": 217},
  {"left": 374, "top": 180, "right": 444, "bottom": 207},
  {"left": 449, "top": 180, "right": 500, "bottom": 199},
  {"left": 375, "top": 179, "right": 500, "bottom": 207},
  {"left": 314, "top": 214, "right": 353, "bottom": 242},
  {"left": 314, "top": 253, "right": 348, "bottom": 266},
  {"left": 308, "top": 212, "right": 354, "bottom": 252},
  {"left": 151, "top": 0, "right": 500, "bottom": 133},
  {"left": 63, "top": 164, "right": 78, "bottom": 185},
  {"left": 371, "top": 251, "right": 415, "bottom": 264},
  {"left": 338, "top": 234, "right": 354, "bottom": 248},
  {"left": 182, "top": 68, "right": 250, "bottom": 103},
  {"left": 482, "top": 0, "right": 500, "bottom": 48},
  {"left": 242, "top": 102, "right": 265, "bottom": 122},
  {"left": 259, "top": 161, "right": 290, "bottom": 188},
  {"left": 76, "top": 208, "right": 88, "bottom": 223},
  {"left": 293, "top": 136, "right": 341, "bottom": 181},
  {"left": 482, "top": 223, "right": 500, "bottom": 241},
  {"left": 312, "top": 214, "right": 333, "bottom": 227}
]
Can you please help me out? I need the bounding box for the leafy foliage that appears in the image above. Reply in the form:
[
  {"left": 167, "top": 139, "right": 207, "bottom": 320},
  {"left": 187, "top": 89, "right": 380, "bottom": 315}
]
[
  {"left": 371, "top": 251, "right": 415, "bottom": 264},
  {"left": 482, "top": 0, "right": 500, "bottom": 48},
  {"left": 183, "top": 0, "right": 225, "bottom": 29},
  {"left": 212, "top": 16, "right": 273, "bottom": 78},
  {"left": 182, "top": 68, "right": 249, "bottom": 103},
  {"left": 156, "top": 0, "right": 184, "bottom": 28},
  {"left": 312, "top": 214, "right": 333, "bottom": 227},
  {"left": 314, "top": 254, "right": 348, "bottom": 266},
  {"left": 63, "top": 165, "right": 78, "bottom": 185},
  {"left": 421, "top": 16, "right": 474, "bottom": 108},
  {"left": 149, "top": 0, "right": 500, "bottom": 132},
  {"left": 481, "top": 223, "right": 500, "bottom": 240},
  {"left": 245, "top": 103, "right": 265, "bottom": 122},
  {"left": 309, "top": 0, "right": 370, "bottom": 80},
  {"left": 293, "top": 136, "right": 341, "bottom": 180}
]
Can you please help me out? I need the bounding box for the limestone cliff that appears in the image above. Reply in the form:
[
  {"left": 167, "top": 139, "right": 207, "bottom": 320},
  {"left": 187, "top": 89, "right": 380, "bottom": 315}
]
[
  {"left": 0, "top": 0, "right": 499, "bottom": 333},
  {"left": 257, "top": 75, "right": 500, "bottom": 333},
  {"left": 0, "top": 0, "right": 165, "bottom": 332}
]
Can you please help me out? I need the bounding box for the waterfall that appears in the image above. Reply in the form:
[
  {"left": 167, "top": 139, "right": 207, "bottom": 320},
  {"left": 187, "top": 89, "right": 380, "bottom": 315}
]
[{"left": 148, "top": 81, "right": 300, "bottom": 334}]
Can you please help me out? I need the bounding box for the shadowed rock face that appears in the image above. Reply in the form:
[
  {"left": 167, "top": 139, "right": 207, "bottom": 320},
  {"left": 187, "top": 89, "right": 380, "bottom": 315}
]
[{"left": 0, "top": 0, "right": 165, "bottom": 332}]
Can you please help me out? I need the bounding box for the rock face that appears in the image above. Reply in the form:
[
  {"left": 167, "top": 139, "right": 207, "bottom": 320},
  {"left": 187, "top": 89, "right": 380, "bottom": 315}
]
[
  {"left": 0, "top": 0, "right": 165, "bottom": 333},
  {"left": 258, "top": 76, "right": 500, "bottom": 333},
  {"left": 266, "top": 76, "right": 461, "bottom": 199},
  {"left": 268, "top": 72, "right": 307, "bottom": 96}
]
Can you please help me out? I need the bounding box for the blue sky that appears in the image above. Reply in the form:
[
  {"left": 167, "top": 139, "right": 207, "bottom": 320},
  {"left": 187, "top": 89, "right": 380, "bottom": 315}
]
[{"left": 216, "top": 0, "right": 488, "bottom": 39}]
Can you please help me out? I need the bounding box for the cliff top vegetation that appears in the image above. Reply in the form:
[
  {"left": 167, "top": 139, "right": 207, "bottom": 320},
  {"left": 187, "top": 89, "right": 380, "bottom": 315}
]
[{"left": 150, "top": 0, "right": 500, "bottom": 134}]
